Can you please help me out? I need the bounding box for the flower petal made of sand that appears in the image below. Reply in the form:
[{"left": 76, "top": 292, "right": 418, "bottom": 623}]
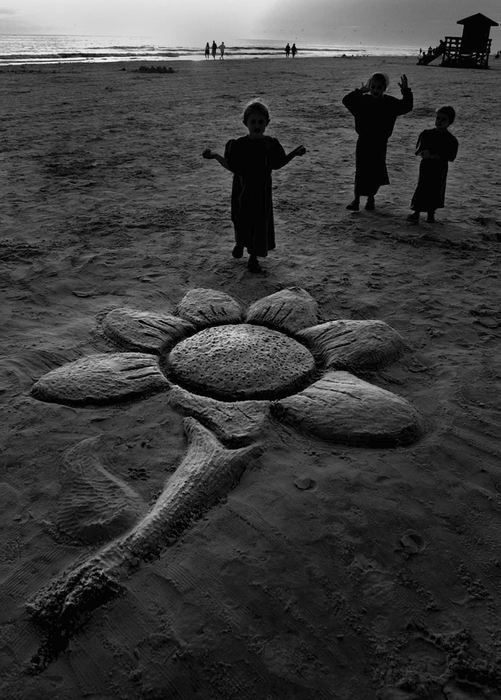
[
  {"left": 271, "top": 370, "right": 422, "bottom": 447},
  {"left": 175, "top": 288, "right": 243, "bottom": 328},
  {"left": 297, "top": 319, "right": 406, "bottom": 371},
  {"left": 102, "top": 307, "right": 195, "bottom": 353},
  {"left": 31, "top": 353, "right": 170, "bottom": 405},
  {"left": 245, "top": 287, "right": 318, "bottom": 334}
]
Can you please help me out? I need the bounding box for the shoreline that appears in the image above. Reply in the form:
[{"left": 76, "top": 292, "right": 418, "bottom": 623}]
[
  {"left": 2, "top": 52, "right": 499, "bottom": 72},
  {"left": 0, "top": 53, "right": 423, "bottom": 68}
]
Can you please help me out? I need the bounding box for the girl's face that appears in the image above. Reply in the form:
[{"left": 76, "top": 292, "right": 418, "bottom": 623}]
[
  {"left": 246, "top": 111, "right": 268, "bottom": 138},
  {"left": 369, "top": 79, "right": 386, "bottom": 98},
  {"left": 435, "top": 111, "right": 450, "bottom": 129}
]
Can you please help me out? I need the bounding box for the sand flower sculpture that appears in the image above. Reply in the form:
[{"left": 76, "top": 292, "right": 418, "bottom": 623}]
[{"left": 27, "top": 287, "right": 422, "bottom": 666}]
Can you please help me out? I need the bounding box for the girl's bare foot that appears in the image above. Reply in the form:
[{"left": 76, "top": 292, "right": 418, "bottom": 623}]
[
  {"left": 346, "top": 199, "right": 360, "bottom": 211},
  {"left": 365, "top": 196, "right": 375, "bottom": 211},
  {"left": 232, "top": 244, "right": 244, "bottom": 258},
  {"left": 247, "top": 255, "right": 262, "bottom": 273}
]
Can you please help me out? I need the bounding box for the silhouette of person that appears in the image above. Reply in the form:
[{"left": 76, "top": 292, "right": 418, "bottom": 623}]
[
  {"left": 202, "top": 99, "right": 306, "bottom": 273},
  {"left": 342, "top": 72, "right": 413, "bottom": 211},
  {"left": 285, "top": 43, "right": 291, "bottom": 58},
  {"left": 219, "top": 41, "right": 226, "bottom": 60},
  {"left": 205, "top": 42, "right": 210, "bottom": 59},
  {"left": 211, "top": 41, "right": 217, "bottom": 59},
  {"left": 407, "top": 106, "right": 458, "bottom": 224},
  {"left": 291, "top": 43, "right": 297, "bottom": 58}
]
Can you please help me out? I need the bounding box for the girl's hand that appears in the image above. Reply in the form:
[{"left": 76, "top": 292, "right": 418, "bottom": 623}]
[
  {"left": 420, "top": 149, "right": 431, "bottom": 159},
  {"left": 293, "top": 145, "right": 306, "bottom": 157},
  {"left": 398, "top": 74, "right": 409, "bottom": 91},
  {"left": 359, "top": 81, "right": 370, "bottom": 93},
  {"left": 202, "top": 148, "right": 213, "bottom": 159}
]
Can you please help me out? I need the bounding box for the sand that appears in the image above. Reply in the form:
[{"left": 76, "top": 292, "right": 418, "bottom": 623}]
[{"left": 0, "top": 55, "right": 500, "bottom": 699}]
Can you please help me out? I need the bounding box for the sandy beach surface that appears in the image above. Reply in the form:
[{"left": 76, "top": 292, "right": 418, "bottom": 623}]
[{"left": 1, "top": 55, "right": 500, "bottom": 699}]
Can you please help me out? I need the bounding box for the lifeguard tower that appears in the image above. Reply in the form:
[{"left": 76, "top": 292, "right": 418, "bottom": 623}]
[{"left": 418, "top": 12, "right": 498, "bottom": 68}]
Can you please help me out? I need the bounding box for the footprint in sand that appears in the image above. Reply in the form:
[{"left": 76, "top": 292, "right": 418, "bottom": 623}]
[
  {"left": 398, "top": 530, "right": 425, "bottom": 557},
  {"left": 294, "top": 477, "right": 316, "bottom": 490}
]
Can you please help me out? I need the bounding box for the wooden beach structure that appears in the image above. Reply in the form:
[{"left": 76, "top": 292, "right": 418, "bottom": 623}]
[{"left": 418, "top": 12, "right": 499, "bottom": 68}]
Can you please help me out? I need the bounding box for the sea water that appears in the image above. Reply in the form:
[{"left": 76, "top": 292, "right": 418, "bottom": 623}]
[{"left": 0, "top": 34, "right": 419, "bottom": 66}]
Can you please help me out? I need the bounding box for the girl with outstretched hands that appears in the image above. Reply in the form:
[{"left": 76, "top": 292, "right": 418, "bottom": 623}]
[
  {"left": 202, "top": 99, "right": 306, "bottom": 273},
  {"left": 342, "top": 73, "right": 413, "bottom": 211}
]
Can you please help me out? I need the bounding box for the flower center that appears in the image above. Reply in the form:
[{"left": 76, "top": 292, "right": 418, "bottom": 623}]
[{"left": 165, "top": 324, "right": 316, "bottom": 401}]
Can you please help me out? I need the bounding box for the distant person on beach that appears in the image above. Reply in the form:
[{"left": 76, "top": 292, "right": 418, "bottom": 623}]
[
  {"left": 205, "top": 42, "right": 210, "bottom": 59},
  {"left": 219, "top": 41, "right": 226, "bottom": 59},
  {"left": 407, "top": 106, "right": 458, "bottom": 224},
  {"left": 291, "top": 43, "right": 297, "bottom": 58},
  {"left": 202, "top": 99, "right": 306, "bottom": 273},
  {"left": 342, "top": 72, "right": 413, "bottom": 211},
  {"left": 285, "top": 43, "right": 291, "bottom": 57},
  {"left": 211, "top": 41, "right": 217, "bottom": 59}
]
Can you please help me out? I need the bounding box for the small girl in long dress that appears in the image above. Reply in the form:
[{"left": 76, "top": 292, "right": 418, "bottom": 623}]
[
  {"left": 407, "top": 106, "right": 458, "bottom": 224},
  {"left": 202, "top": 100, "right": 306, "bottom": 272},
  {"left": 342, "top": 72, "right": 413, "bottom": 211}
]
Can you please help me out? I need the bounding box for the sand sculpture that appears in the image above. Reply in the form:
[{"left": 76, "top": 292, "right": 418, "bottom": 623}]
[{"left": 27, "top": 287, "right": 423, "bottom": 668}]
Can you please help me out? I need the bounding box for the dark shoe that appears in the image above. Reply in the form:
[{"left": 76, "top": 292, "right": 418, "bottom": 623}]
[
  {"left": 247, "top": 256, "right": 262, "bottom": 273},
  {"left": 346, "top": 199, "right": 360, "bottom": 211},
  {"left": 232, "top": 244, "right": 244, "bottom": 258},
  {"left": 365, "top": 197, "right": 375, "bottom": 211}
]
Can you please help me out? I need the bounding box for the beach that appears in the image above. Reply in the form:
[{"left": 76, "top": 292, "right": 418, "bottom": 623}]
[{"left": 1, "top": 55, "right": 500, "bottom": 698}]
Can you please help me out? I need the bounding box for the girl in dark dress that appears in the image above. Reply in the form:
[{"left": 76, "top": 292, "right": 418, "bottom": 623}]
[
  {"left": 202, "top": 100, "right": 306, "bottom": 272},
  {"left": 343, "top": 72, "right": 413, "bottom": 211},
  {"left": 407, "top": 106, "right": 458, "bottom": 224}
]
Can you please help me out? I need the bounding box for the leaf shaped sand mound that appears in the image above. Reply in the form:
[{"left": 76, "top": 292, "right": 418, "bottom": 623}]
[{"left": 54, "top": 437, "right": 146, "bottom": 545}]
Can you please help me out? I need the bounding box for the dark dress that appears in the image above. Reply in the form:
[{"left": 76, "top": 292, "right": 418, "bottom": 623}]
[
  {"left": 342, "top": 88, "right": 413, "bottom": 196},
  {"left": 410, "top": 128, "right": 459, "bottom": 212},
  {"left": 224, "top": 135, "right": 287, "bottom": 257}
]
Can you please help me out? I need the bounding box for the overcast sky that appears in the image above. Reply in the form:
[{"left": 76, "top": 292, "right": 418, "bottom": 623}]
[{"left": 0, "top": 0, "right": 499, "bottom": 46}]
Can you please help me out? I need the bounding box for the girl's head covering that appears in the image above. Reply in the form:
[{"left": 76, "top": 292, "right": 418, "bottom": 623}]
[
  {"left": 437, "top": 105, "right": 456, "bottom": 125},
  {"left": 242, "top": 99, "right": 270, "bottom": 125},
  {"left": 370, "top": 72, "right": 390, "bottom": 89}
]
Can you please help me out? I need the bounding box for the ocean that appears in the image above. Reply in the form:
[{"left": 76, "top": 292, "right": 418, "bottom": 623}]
[{"left": 0, "top": 34, "right": 419, "bottom": 66}]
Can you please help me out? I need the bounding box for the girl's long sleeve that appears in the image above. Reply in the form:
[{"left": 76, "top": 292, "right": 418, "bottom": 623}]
[
  {"left": 396, "top": 87, "right": 413, "bottom": 115},
  {"left": 342, "top": 89, "right": 364, "bottom": 115}
]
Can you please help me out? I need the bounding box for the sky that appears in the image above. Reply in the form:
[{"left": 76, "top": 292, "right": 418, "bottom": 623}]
[{"left": 0, "top": 0, "right": 499, "bottom": 47}]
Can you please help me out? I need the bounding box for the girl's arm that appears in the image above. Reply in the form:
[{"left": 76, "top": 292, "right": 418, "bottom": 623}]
[
  {"left": 396, "top": 74, "right": 413, "bottom": 114},
  {"left": 202, "top": 148, "right": 231, "bottom": 171},
  {"left": 342, "top": 84, "right": 367, "bottom": 114},
  {"left": 271, "top": 142, "right": 306, "bottom": 170},
  {"left": 284, "top": 145, "right": 307, "bottom": 164},
  {"left": 445, "top": 135, "right": 459, "bottom": 162}
]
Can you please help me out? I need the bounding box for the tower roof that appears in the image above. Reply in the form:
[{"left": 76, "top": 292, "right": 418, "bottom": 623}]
[{"left": 457, "top": 13, "right": 499, "bottom": 27}]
